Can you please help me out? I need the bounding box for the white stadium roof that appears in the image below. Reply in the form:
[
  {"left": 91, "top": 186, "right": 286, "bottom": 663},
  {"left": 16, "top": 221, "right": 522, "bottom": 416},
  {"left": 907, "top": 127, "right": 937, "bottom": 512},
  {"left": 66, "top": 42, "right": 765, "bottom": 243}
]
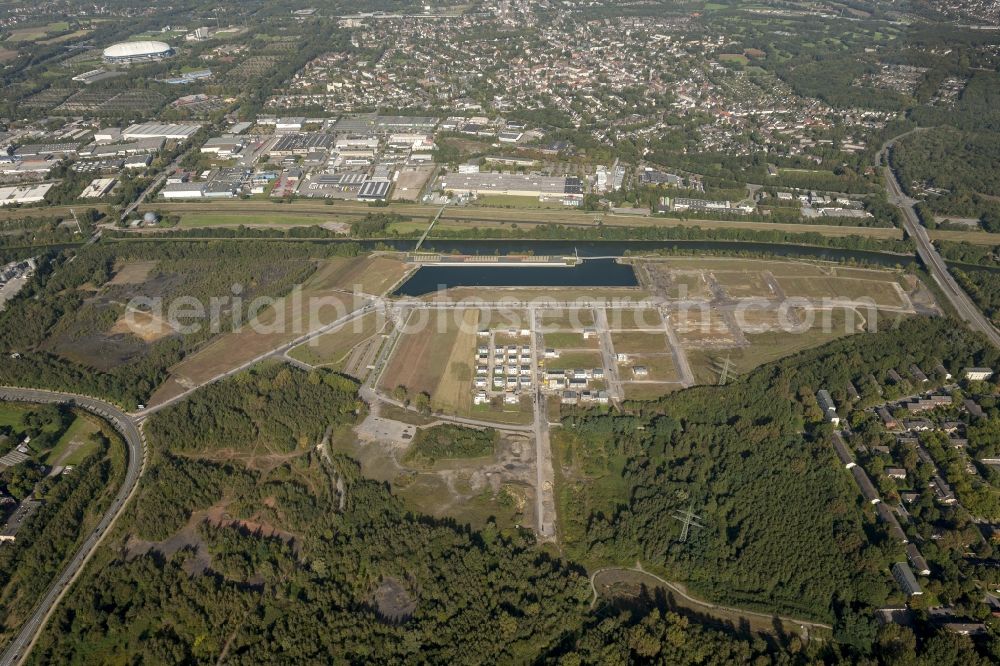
[{"left": 103, "top": 40, "right": 173, "bottom": 59}]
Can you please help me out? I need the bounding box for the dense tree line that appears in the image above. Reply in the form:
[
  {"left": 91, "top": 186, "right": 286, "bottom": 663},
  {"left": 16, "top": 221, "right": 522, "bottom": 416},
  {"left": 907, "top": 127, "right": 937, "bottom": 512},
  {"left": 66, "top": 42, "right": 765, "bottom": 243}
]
[{"left": 952, "top": 268, "right": 1000, "bottom": 327}]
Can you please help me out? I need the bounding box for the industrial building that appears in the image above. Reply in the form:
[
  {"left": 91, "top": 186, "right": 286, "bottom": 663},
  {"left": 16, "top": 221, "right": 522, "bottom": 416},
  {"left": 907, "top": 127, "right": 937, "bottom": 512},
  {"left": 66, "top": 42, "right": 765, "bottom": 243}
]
[
  {"left": 161, "top": 182, "right": 205, "bottom": 199},
  {"left": 201, "top": 135, "right": 246, "bottom": 157},
  {"left": 102, "top": 40, "right": 175, "bottom": 64},
  {"left": 123, "top": 123, "right": 200, "bottom": 140},
  {"left": 357, "top": 180, "right": 391, "bottom": 201},
  {"left": 439, "top": 172, "right": 584, "bottom": 205},
  {"left": 0, "top": 184, "right": 53, "bottom": 206},
  {"left": 79, "top": 177, "right": 117, "bottom": 199},
  {"left": 270, "top": 133, "right": 335, "bottom": 156}
]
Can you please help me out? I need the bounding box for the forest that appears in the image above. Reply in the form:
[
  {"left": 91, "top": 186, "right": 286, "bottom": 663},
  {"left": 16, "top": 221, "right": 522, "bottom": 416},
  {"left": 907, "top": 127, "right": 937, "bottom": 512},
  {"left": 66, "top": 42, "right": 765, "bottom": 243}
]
[
  {"left": 952, "top": 268, "right": 1000, "bottom": 327},
  {"left": 555, "top": 317, "right": 998, "bottom": 630},
  {"left": 22, "top": 339, "right": 999, "bottom": 663}
]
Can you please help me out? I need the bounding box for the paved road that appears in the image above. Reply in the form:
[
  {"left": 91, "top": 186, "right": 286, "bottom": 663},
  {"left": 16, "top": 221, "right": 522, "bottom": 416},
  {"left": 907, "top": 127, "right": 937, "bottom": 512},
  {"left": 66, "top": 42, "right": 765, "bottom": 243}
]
[
  {"left": 528, "top": 307, "right": 556, "bottom": 540},
  {"left": 0, "top": 388, "right": 145, "bottom": 666},
  {"left": 880, "top": 134, "right": 1000, "bottom": 348}
]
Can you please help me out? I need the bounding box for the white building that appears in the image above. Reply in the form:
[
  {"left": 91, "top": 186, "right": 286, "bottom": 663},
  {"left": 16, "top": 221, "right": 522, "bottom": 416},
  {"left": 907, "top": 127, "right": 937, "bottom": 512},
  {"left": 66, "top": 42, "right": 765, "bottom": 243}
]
[
  {"left": 79, "top": 177, "right": 116, "bottom": 199},
  {"left": 0, "top": 184, "right": 53, "bottom": 206}
]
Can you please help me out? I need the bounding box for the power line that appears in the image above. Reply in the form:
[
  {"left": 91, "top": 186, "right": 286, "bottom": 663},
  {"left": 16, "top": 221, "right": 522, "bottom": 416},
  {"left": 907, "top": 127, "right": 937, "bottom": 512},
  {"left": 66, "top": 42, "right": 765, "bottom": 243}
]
[{"left": 671, "top": 503, "right": 704, "bottom": 543}]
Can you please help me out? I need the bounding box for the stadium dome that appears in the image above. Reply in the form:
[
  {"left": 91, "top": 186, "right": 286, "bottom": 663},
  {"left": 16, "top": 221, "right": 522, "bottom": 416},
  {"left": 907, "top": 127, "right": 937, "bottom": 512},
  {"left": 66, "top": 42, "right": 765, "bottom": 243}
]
[{"left": 102, "top": 40, "right": 174, "bottom": 63}]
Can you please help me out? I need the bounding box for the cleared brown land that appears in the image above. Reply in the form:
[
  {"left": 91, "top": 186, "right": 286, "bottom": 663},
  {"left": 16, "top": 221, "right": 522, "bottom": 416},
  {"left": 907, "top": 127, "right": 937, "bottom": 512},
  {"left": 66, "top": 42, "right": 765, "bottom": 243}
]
[
  {"left": 686, "top": 311, "right": 861, "bottom": 384},
  {"left": 658, "top": 257, "right": 829, "bottom": 275},
  {"left": 712, "top": 270, "right": 774, "bottom": 298},
  {"left": 664, "top": 272, "right": 713, "bottom": 300},
  {"left": 392, "top": 166, "right": 435, "bottom": 201},
  {"left": 306, "top": 254, "right": 409, "bottom": 296},
  {"left": 107, "top": 260, "right": 157, "bottom": 285},
  {"left": 110, "top": 308, "right": 176, "bottom": 342},
  {"left": 380, "top": 309, "right": 465, "bottom": 397}
]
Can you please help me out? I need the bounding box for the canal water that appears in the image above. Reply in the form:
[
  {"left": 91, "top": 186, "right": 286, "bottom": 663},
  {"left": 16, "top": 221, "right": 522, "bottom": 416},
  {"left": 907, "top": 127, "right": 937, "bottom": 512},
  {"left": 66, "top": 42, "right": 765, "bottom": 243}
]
[
  {"left": 388, "top": 239, "right": 915, "bottom": 297},
  {"left": 394, "top": 258, "right": 638, "bottom": 296}
]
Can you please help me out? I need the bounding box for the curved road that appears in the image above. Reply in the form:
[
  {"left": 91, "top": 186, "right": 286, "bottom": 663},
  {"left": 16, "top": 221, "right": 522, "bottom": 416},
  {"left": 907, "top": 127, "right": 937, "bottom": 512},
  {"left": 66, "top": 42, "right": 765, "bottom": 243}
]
[
  {"left": 880, "top": 133, "right": 1000, "bottom": 348},
  {"left": 589, "top": 564, "right": 833, "bottom": 633},
  {"left": 0, "top": 388, "right": 145, "bottom": 666}
]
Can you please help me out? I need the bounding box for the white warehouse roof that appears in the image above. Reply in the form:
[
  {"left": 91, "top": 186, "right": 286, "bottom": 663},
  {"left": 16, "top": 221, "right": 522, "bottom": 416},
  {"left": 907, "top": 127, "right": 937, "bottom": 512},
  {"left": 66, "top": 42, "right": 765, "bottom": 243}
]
[
  {"left": 103, "top": 40, "right": 172, "bottom": 59},
  {"left": 123, "top": 123, "right": 200, "bottom": 140}
]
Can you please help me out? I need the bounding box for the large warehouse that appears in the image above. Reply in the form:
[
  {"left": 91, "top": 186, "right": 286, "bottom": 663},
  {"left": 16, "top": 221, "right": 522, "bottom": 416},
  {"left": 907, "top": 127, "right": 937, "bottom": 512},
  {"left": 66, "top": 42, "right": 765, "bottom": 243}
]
[
  {"left": 103, "top": 40, "right": 175, "bottom": 64},
  {"left": 439, "top": 172, "right": 584, "bottom": 205}
]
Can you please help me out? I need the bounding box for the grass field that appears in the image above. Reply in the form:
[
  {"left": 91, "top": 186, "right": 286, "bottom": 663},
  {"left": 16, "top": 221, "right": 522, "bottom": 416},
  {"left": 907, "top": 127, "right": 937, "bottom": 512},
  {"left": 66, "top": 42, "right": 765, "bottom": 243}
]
[
  {"left": 611, "top": 330, "right": 670, "bottom": 354},
  {"left": 685, "top": 310, "right": 861, "bottom": 384},
  {"left": 177, "top": 212, "right": 366, "bottom": 229},
  {"left": 288, "top": 311, "right": 386, "bottom": 368},
  {"left": 551, "top": 428, "right": 630, "bottom": 559},
  {"left": 474, "top": 195, "right": 560, "bottom": 209},
  {"left": 607, "top": 307, "right": 663, "bottom": 329},
  {"left": 45, "top": 414, "right": 100, "bottom": 467},
  {"left": 537, "top": 308, "right": 596, "bottom": 328},
  {"left": 432, "top": 309, "right": 480, "bottom": 413},
  {"left": 0, "top": 404, "right": 29, "bottom": 429},
  {"left": 140, "top": 199, "right": 905, "bottom": 239},
  {"left": 543, "top": 350, "right": 604, "bottom": 372},
  {"left": 108, "top": 260, "right": 157, "bottom": 285},
  {"left": 777, "top": 276, "right": 904, "bottom": 307},
  {"left": 540, "top": 331, "right": 597, "bottom": 348},
  {"left": 623, "top": 354, "right": 679, "bottom": 382},
  {"left": 5, "top": 21, "right": 69, "bottom": 42},
  {"left": 928, "top": 228, "right": 1000, "bottom": 246}
]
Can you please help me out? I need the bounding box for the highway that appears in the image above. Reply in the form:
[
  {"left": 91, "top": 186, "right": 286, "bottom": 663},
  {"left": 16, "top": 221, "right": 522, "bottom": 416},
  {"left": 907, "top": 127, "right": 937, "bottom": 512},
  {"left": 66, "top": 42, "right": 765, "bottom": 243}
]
[
  {"left": 880, "top": 137, "right": 1000, "bottom": 348},
  {"left": 0, "top": 388, "right": 145, "bottom": 666}
]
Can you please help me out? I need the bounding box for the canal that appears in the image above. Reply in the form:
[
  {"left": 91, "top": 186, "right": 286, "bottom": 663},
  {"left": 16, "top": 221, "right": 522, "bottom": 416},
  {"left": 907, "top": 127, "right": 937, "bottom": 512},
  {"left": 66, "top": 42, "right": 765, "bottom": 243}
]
[{"left": 394, "top": 258, "right": 639, "bottom": 296}]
